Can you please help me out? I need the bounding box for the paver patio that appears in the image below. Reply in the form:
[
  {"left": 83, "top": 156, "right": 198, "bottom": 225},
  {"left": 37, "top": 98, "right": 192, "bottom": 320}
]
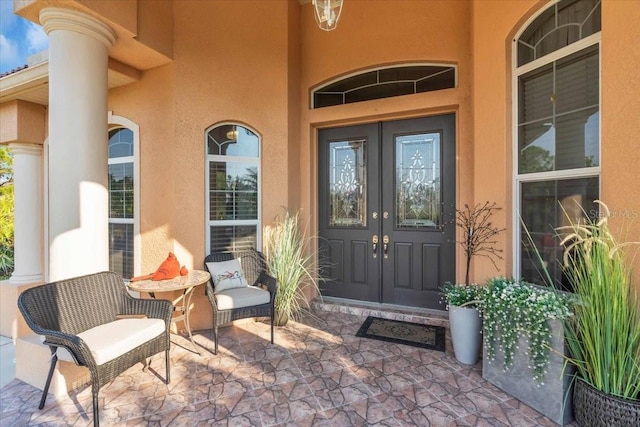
[{"left": 0, "top": 301, "right": 576, "bottom": 426}]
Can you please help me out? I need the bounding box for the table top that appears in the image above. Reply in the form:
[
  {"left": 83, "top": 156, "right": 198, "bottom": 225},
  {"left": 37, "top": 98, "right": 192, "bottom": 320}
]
[{"left": 127, "top": 269, "right": 210, "bottom": 293}]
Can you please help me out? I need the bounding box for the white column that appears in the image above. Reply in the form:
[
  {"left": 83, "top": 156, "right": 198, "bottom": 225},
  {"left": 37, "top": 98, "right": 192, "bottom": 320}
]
[
  {"left": 40, "top": 8, "right": 116, "bottom": 281},
  {"left": 8, "top": 143, "right": 44, "bottom": 284}
]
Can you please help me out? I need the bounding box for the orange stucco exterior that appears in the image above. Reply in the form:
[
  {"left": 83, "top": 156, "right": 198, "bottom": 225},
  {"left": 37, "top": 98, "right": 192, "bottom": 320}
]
[{"left": 2, "top": 0, "right": 640, "bottom": 332}]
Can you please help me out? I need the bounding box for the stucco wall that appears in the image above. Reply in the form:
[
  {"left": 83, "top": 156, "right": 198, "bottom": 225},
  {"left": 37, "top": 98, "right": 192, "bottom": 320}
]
[
  {"left": 470, "top": 0, "right": 541, "bottom": 282},
  {"left": 108, "top": 0, "right": 300, "bottom": 330}
]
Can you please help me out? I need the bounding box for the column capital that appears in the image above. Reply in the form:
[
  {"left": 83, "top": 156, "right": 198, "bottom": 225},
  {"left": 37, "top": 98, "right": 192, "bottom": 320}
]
[
  {"left": 8, "top": 143, "right": 43, "bottom": 156},
  {"left": 40, "top": 7, "right": 116, "bottom": 49}
]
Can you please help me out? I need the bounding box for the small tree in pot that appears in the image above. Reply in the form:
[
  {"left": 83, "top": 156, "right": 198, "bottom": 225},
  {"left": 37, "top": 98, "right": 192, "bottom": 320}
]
[{"left": 441, "top": 201, "right": 505, "bottom": 365}]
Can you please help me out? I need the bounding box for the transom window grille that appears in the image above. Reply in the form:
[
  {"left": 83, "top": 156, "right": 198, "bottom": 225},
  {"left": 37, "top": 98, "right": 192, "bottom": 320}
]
[
  {"left": 206, "top": 124, "right": 260, "bottom": 253},
  {"left": 312, "top": 64, "right": 456, "bottom": 109},
  {"left": 108, "top": 127, "right": 135, "bottom": 279},
  {"left": 514, "top": 0, "right": 600, "bottom": 288}
]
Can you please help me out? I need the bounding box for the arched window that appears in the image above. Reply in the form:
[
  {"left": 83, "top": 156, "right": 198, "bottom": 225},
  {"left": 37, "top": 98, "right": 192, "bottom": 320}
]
[
  {"left": 311, "top": 64, "right": 456, "bottom": 109},
  {"left": 108, "top": 114, "right": 139, "bottom": 279},
  {"left": 205, "top": 123, "right": 261, "bottom": 253},
  {"left": 514, "top": 0, "right": 601, "bottom": 287}
]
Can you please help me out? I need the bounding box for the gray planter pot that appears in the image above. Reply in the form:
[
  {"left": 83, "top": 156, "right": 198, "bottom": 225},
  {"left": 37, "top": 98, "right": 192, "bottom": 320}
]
[
  {"left": 482, "top": 318, "right": 575, "bottom": 425},
  {"left": 449, "top": 305, "right": 482, "bottom": 365}
]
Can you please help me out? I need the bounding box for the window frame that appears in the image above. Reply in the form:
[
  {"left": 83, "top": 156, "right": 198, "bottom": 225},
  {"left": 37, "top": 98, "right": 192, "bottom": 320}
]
[
  {"left": 511, "top": 3, "right": 601, "bottom": 281},
  {"left": 204, "top": 122, "right": 262, "bottom": 254},
  {"left": 107, "top": 113, "right": 140, "bottom": 279}
]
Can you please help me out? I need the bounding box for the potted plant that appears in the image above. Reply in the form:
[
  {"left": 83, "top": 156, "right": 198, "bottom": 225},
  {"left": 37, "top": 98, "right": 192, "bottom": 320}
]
[
  {"left": 441, "top": 282, "right": 484, "bottom": 364},
  {"left": 441, "top": 202, "right": 505, "bottom": 365},
  {"left": 481, "top": 276, "right": 575, "bottom": 424},
  {"left": 559, "top": 201, "right": 640, "bottom": 426},
  {"left": 263, "top": 209, "right": 324, "bottom": 326}
]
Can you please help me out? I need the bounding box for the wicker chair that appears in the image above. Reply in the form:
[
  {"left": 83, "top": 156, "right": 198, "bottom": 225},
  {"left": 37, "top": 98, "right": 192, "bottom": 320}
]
[
  {"left": 17, "top": 271, "right": 173, "bottom": 427},
  {"left": 204, "top": 250, "right": 277, "bottom": 354}
]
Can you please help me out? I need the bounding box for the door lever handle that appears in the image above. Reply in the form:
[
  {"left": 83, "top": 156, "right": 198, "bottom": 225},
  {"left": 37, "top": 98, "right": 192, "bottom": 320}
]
[
  {"left": 372, "top": 235, "right": 379, "bottom": 258},
  {"left": 383, "top": 235, "right": 389, "bottom": 259}
]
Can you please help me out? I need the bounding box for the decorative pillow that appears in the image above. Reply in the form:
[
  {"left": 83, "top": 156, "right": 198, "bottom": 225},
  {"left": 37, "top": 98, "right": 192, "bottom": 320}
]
[{"left": 207, "top": 259, "right": 249, "bottom": 293}]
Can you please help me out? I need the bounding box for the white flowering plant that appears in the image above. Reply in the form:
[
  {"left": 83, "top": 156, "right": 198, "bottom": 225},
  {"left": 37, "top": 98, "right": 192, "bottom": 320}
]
[
  {"left": 483, "top": 277, "right": 575, "bottom": 382},
  {"left": 440, "top": 282, "right": 484, "bottom": 309}
]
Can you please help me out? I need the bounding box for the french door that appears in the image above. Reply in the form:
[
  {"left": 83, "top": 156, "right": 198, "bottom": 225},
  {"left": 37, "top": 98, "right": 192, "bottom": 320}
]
[{"left": 318, "top": 114, "right": 456, "bottom": 309}]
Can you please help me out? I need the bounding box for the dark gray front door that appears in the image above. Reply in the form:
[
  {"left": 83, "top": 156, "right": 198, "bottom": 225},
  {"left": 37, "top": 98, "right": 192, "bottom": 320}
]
[{"left": 318, "top": 114, "right": 456, "bottom": 310}]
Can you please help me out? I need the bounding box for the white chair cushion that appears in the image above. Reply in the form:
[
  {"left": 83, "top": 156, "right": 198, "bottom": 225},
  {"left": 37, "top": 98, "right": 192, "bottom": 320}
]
[
  {"left": 215, "top": 286, "right": 270, "bottom": 310},
  {"left": 56, "top": 318, "right": 165, "bottom": 365},
  {"left": 207, "top": 259, "right": 249, "bottom": 293}
]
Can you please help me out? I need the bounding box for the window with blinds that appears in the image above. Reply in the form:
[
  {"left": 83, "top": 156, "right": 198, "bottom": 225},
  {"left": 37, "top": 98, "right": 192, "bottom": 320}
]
[
  {"left": 206, "top": 124, "right": 260, "bottom": 254},
  {"left": 108, "top": 127, "right": 135, "bottom": 279},
  {"left": 515, "top": 0, "right": 600, "bottom": 288}
]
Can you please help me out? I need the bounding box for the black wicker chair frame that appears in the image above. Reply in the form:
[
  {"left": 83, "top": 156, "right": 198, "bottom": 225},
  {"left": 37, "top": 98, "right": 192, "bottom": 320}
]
[
  {"left": 204, "top": 250, "right": 277, "bottom": 354},
  {"left": 17, "top": 271, "right": 173, "bottom": 427}
]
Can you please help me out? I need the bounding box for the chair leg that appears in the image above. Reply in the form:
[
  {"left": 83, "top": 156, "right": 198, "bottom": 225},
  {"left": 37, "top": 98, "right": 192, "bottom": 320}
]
[
  {"left": 39, "top": 349, "right": 58, "bottom": 409},
  {"left": 92, "top": 382, "right": 100, "bottom": 427},
  {"left": 270, "top": 312, "right": 275, "bottom": 344},
  {"left": 165, "top": 348, "right": 170, "bottom": 384},
  {"left": 213, "top": 322, "right": 218, "bottom": 355}
]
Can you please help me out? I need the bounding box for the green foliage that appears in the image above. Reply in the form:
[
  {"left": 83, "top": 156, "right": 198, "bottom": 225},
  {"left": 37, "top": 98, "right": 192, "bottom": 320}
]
[
  {"left": 483, "top": 277, "right": 575, "bottom": 382},
  {"left": 0, "top": 146, "right": 14, "bottom": 278},
  {"left": 559, "top": 201, "right": 640, "bottom": 400},
  {"left": 440, "top": 282, "right": 484, "bottom": 309},
  {"left": 263, "top": 209, "right": 324, "bottom": 322}
]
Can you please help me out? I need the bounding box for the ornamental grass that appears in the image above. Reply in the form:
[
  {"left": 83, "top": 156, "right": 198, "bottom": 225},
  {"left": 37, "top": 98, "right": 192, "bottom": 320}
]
[
  {"left": 263, "top": 209, "right": 323, "bottom": 322},
  {"left": 559, "top": 201, "right": 640, "bottom": 400}
]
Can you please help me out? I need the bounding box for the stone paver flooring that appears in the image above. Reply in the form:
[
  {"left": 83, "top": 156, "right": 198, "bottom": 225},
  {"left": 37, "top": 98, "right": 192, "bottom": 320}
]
[{"left": 0, "top": 307, "right": 573, "bottom": 426}]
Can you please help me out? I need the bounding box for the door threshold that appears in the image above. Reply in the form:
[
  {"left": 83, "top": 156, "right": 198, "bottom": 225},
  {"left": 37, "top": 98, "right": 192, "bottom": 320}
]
[{"left": 311, "top": 296, "right": 448, "bottom": 326}]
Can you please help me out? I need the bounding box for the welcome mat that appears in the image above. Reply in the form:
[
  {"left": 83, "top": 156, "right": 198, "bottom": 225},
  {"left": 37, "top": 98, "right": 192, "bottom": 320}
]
[{"left": 356, "top": 316, "right": 446, "bottom": 352}]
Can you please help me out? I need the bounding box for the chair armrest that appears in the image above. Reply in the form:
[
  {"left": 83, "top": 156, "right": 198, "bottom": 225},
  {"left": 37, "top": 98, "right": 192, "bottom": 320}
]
[
  {"left": 122, "top": 296, "right": 173, "bottom": 327},
  {"left": 40, "top": 329, "right": 95, "bottom": 367},
  {"left": 256, "top": 271, "right": 278, "bottom": 301}
]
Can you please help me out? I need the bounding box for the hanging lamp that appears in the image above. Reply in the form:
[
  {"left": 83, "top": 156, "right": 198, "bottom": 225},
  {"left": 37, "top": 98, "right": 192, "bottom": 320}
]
[{"left": 312, "top": 0, "right": 344, "bottom": 31}]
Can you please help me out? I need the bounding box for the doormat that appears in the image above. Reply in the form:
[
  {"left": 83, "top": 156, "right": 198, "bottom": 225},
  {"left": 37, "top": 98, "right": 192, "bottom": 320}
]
[{"left": 356, "top": 316, "right": 446, "bottom": 352}]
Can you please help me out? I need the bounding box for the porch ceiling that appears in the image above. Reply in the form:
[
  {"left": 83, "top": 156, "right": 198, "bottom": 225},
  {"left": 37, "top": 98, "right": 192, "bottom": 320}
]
[{"left": 0, "top": 58, "right": 140, "bottom": 106}]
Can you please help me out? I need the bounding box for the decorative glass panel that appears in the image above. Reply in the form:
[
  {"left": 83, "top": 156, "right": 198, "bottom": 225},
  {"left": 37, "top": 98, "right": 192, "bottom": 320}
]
[
  {"left": 520, "top": 177, "right": 599, "bottom": 289},
  {"left": 328, "top": 139, "right": 366, "bottom": 227},
  {"left": 109, "top": 223, "right": 133, "bottom": 279},
  {"left": 209, "top": 161, "right": 258, "bottom": 221},
  {"left": 395, "top": 133, "right": 441, "bottom": 228}
]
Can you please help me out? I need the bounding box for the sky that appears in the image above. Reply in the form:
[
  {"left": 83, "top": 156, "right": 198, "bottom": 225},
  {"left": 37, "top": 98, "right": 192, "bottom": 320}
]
[{"left": 0, "top": 0, "right": 49, "bottom": 73}]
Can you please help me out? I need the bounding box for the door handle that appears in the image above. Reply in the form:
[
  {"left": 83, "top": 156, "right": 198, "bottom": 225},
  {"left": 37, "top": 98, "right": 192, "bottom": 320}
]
[
  {"left": 372, "top": 235, "right": 379, "bottom": 258},
  {"left": 383, "top": 235, "right": 389, "bottom": 259}
]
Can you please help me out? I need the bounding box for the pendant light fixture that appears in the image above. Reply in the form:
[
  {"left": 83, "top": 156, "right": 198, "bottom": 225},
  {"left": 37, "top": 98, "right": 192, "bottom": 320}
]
[{"left": 312, "top": 0, "right": 344, "bottom": 31}]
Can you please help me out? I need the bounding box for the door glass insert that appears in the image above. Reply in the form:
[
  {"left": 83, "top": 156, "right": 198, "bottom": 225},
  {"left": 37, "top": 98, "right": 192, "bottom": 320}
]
[
  {"left": 395, "top": 133, "right": 441, "bottom": 228},
  {"left": 328, "top": 139, "right": 367, "bottom": 227}
]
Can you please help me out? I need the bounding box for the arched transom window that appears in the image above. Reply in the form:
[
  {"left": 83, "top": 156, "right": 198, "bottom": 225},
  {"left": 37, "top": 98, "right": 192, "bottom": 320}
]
[{"left": 205, "top": 124, "right": 261, "bottom": 254}]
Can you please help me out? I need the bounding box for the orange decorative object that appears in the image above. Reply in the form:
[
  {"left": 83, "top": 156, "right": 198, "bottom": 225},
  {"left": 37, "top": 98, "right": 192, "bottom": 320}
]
[{"left": 131, "top": 252, "right": 187, "bottom": 282}]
